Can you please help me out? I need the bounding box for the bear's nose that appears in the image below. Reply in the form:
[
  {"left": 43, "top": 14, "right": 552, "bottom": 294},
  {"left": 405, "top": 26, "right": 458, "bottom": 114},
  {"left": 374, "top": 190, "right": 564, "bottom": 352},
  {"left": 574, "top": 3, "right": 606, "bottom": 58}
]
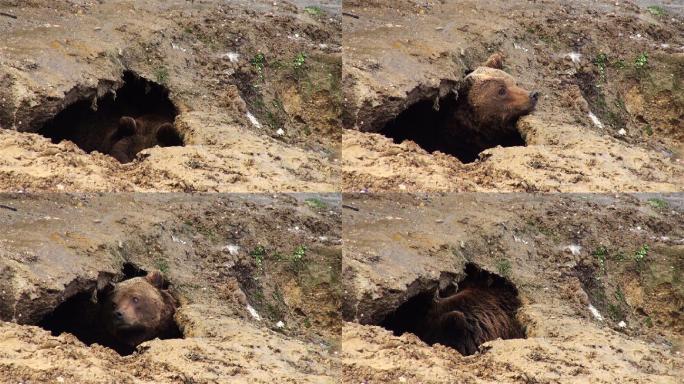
[
  {"left": 114, "top": 311, "right": 123, "bottom": 320},
  {"left": 530, "top": 91, "right": 540, "bottom": 103}
]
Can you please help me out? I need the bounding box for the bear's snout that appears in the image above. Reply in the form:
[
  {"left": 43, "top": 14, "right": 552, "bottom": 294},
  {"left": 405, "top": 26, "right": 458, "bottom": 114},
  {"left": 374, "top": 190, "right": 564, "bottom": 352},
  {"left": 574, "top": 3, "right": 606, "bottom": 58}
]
[
  {"left": 111, "top": 307, "right": 137, "bottom": 328},
  {"left": 530, "top": 91, "right": 540, "bottom": 105},
  {"left": 530, "top": 91, "right": 541, "bottom": 108}
]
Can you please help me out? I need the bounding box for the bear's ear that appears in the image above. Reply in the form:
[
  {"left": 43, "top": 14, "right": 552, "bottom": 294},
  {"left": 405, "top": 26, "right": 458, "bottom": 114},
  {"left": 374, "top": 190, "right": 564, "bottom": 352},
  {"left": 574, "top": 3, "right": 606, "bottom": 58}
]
[
  {"left": 145, "top": 270, "right": 165, "bottom": 289},
  {"left": 156, "top": 123, "right": 183, "bottom": 147},
  {"left": 118, "top": 116, "right": 138, "bottom": 137},
  {"left": 101, "top": 281, "right": 116, "bottom": 293},
  {"left": 437, "top": 281, "right": 458, "bottom": 298},
  {"left": 96, "top": 281, "right": 116, "bottom": 303},
  {"left": 483, "top": 52, "right": 505, "bottom": 70}
]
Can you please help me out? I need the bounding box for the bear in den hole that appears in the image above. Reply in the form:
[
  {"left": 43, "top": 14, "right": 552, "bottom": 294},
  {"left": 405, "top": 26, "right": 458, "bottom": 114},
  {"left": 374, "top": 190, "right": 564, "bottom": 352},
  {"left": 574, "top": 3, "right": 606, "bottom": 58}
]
[
  {"left": 100, "top": 270, "right": 179, "bottom": 353},
  {"left": 106, "top": 115, "right": 183, "bottom": 163},
  {"left": 416, "top": 265, "right": 525, "bottom": 355}
]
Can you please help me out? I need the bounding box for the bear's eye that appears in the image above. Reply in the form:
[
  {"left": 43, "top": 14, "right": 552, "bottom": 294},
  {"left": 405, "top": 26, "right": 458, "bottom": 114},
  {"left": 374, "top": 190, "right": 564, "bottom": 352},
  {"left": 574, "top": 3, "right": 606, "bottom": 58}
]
[
  {"left": 498, "top": 87, "right": 507, "bottom": 96},
  {"left": 132, "top": 297, "right": 139, "bottom": 304}
]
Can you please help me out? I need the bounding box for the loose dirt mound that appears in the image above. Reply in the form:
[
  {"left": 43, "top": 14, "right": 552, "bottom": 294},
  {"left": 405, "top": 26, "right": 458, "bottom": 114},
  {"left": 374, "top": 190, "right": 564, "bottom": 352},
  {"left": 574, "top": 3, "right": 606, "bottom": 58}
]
[
  {"left": 0, "top": 193, "right": 341, "bottom": 383},
  {"left": 342, "top": 0, "right": 683, "bottom": 192},
  {"left": 342, "top": 193, "right": 683, "bottom": 383},
  {"left": 0, "top": 0, "right": 341, "bottom": 192}
]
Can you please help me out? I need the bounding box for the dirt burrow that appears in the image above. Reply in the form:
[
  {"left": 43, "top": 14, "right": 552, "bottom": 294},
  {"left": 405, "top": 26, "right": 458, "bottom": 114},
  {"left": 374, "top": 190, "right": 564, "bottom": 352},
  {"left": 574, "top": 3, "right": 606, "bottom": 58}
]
[
  {"left": 342, "top": 193, "right": 683, "bottom": 383},
  {"left": 0, "top": 193, "right": 341, "bottom": 383},
  {"left": 0, "top": 0, "right": 341, "bottom": 192},
  {"left": 342, "top": 0, "right": 683, "bottom": 192}
]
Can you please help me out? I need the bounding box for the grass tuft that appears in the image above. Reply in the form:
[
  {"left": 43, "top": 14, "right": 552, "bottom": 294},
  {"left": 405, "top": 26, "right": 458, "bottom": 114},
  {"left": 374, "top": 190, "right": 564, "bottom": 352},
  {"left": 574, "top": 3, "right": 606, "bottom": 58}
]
[
  {"left": 646, "top": 5, "right": 665, "bottom": 16},
  {"left": 647, "top": 198, "right": 668, "bottom": 209},
  {"left": 154, "top": 66, "right": 169, "bottom": 85},
  {"left": 496, "top": 259, "right": 512, "bottom": 277}
]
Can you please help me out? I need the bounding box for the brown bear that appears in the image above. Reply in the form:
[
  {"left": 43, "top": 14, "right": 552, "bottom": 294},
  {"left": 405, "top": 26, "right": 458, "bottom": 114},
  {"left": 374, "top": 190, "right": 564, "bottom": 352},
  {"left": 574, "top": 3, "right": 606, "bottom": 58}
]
[
  {"left": 381, "top": 53, "right": 538, "bottom": 163},
  {"left": 101, "top": 270, "right": 178, "bottom": 353},
  {"left": 417, "top": 265, "right": 525, "bottom": 355},
  {"left": 107, "top": 115, "right": 183, "bottom": 163},
  {"left": 459, "top": 53, "right": 539, "bottom": 131},
  {"left": 440, "top": 52, "right": 539, "bottom": 161}
]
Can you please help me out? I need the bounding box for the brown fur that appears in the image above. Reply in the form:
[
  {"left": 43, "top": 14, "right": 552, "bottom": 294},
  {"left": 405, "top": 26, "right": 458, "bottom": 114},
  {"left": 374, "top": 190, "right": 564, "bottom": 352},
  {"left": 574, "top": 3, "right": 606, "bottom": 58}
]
[
  {"left": 443, "top": 53, "right": 539, "bottom": 152},
  {"left": 101, "top": 271, "right": 177, "bottom": 350},
  {"left": 108, "top": 115, "right": 183, "bottom": 163},
  {"left": 418, "top": 267, "right": 524, "bottom": 355}
]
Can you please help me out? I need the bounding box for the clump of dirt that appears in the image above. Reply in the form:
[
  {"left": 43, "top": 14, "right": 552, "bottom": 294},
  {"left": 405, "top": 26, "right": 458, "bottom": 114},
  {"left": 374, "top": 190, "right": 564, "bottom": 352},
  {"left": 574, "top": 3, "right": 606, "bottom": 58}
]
[
  {"left": 38, "top": 262, "right": 182, "bottom": 356},
  {"left": 379, "top": 262, "right": 525, "bottom": 355}
]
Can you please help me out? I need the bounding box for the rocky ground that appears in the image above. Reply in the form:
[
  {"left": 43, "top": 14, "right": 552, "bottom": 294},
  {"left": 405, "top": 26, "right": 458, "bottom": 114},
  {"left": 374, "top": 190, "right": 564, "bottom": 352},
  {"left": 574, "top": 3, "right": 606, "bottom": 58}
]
[
  {"left": 0, "top": 193, "right": 341, "bottom": 383},
  {"left": 0, "top": 0, "right": 341, "bottom": 192},
  {"left": 342, "top": 0, "right": 683, "bottom": 192},
  {"left": 342, "top": 193, "right": 683, "bottom": 383}
]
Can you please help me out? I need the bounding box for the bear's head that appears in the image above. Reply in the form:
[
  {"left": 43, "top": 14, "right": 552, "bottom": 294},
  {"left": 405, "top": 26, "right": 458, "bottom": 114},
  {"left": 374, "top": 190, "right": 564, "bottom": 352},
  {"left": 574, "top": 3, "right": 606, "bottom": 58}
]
[
  {"left": 109, "top": 116, "right": 183, "bottom": 163},
  {"left": 102, "top": 270, "right": 176, "bottom": 349},
  {"left": 463, "top": 53, "right": 539, "bottom": 127}
]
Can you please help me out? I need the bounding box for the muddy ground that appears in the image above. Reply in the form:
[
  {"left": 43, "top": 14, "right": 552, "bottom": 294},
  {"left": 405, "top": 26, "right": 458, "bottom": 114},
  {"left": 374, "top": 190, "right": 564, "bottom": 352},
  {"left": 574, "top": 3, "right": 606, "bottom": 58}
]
[
  {"left": 343, "top": 0, "right": 683, "bottom": 192},
  {"left": 342, "top": 193, "right": 683, "bottom": 383},
  {"left": 0, "top": 193, "right": 341, "bottom": 383},
  {"left": 0, "top": 0, "right": 341, "bottom": 192}
]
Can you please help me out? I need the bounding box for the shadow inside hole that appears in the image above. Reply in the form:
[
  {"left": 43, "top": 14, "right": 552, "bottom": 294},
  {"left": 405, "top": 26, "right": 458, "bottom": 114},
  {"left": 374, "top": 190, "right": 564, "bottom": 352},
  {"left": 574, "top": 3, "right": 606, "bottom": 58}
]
[
  {"left": 379, "top": 263, "right": 525, "bottom": 356},
  {"left": 38, "top": 264, "right": 182, "bottom": 356},
  {"left": 38, "top": 71, "right": 182, "bottom": 163},
  {"left": 379, "top": 96, "right": 526, "bottom": 164},
  {"left": 122, "top": 261, "right": 149, "bottom": 280}
]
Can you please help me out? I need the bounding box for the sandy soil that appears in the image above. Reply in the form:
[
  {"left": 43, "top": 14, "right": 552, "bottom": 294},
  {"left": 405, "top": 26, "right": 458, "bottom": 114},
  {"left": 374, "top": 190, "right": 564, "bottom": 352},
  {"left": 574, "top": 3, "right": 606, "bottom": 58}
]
[
  {"left": 342, "top": 0, "right": 684, "bottom": 192},
  {"left": 0, "top": 0, "right": 341, "bottom": 192},
  {"left": 0, "top": 193, "right": 341, "bottom": 383},
  {"left": 342, "top": 193, "right": 683, "bottom": 383}
]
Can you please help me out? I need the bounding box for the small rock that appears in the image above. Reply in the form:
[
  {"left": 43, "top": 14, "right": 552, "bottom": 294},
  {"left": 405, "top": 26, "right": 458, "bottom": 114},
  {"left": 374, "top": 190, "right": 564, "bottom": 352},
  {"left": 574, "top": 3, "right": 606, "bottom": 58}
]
[
  {"left": 588, "top": 304, "right": 604, "bottom": 321},
  {"left": 223, "top": 244, "right": 240, "bottom": 256},
  {"left": 247, "top": 304, "right": 262, "bottom": 321},
  {"left": 246, "top": 112, "right": 262, "bottom": 129},
  {"left": 221, "top": 52, "right": 240, "bottom": 63},
  {"left": 588, "top": 112, "right": 604, "bottom": 129},
  {"left": 565, "top": 52, "right": 582, "bottom": 63},
  {"left": 565, "top": 244, "right": 582, "bottom": 256}
]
